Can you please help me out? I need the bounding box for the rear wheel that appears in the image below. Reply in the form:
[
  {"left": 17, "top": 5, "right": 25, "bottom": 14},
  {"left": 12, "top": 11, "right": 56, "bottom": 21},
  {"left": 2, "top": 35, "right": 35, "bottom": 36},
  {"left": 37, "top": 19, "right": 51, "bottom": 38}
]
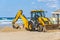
[
  {"left": 37, "top": 25, "right": 47, "bottom": 32},
  {"left": 37, "top": 25, "right": 43, "bottom": 32}
]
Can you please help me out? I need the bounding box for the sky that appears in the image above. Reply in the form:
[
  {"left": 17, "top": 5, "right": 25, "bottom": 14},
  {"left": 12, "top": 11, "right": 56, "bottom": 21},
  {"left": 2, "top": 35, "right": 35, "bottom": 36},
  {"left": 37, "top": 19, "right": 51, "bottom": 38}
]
[{"left": 0, "top": 0, "right": 60, "bottom": 17}]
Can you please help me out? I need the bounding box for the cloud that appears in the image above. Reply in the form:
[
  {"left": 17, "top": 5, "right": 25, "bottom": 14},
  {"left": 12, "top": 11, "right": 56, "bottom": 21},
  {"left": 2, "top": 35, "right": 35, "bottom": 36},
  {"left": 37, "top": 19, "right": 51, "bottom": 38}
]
[
  {"left": 46, "top": 0, "right": 59, "bottom": 8},
  {"left": 37, "top": 0, "right": 58, "bottom": 2},
  {"left": 32, "top": 2, "right": 35, "bottom": 4},
  {"left": 37, "top": 0, "right": 58, "bottom": 7},
  {"left": 37, "top": 0, "right": 43, "bottom": 2},
  {"left": 37, "top": 0, "right": 46, "bottom": 2},
  {"left": 47, "top": 3, "right": 57, "bottom": 8},
  {"left": 48, "top": 0, "right": 57, "bottom": 1},
  {"left": 37, "top": 0, "right": 59, "bottom": 9},
  {"left": 37, "top": 0, "right": 56, "bottom": 2}
]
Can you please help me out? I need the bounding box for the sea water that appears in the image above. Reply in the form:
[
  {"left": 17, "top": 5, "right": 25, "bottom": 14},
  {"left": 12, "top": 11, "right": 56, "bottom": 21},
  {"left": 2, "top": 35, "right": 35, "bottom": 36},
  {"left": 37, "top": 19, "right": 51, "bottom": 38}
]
[{"left": 0, "top": 17, "right": 30, "bottom": 28}]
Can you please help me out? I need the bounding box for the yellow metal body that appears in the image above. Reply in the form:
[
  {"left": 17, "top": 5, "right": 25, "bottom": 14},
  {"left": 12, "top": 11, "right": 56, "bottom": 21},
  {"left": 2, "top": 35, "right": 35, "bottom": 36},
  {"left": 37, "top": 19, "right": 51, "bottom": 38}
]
[
  {"left": 31, "top": 10, "right": 52, "bottom": 26},
  {"left": 38, "top": 17, "right": 51, "bottom": 26},
  {"left": 12, "top": 10, "right": 52, "bottom": 30}
]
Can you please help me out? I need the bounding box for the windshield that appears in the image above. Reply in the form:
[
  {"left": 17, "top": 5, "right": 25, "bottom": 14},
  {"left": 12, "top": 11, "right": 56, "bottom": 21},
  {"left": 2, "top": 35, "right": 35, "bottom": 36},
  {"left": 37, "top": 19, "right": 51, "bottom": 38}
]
[
  {"left": 40, "top": 12, "right": 45, "bottom": 17},
  {"left": 31, "top": 11, "right": 45, "bottom": 18},
  {"left": 36, "top": 12, "right": 45, "bottom": 17}
]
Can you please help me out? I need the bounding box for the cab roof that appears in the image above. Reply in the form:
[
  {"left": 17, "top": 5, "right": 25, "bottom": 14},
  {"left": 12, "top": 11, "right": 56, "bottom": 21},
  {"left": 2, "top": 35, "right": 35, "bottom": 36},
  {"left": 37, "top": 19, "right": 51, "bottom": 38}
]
[{"left": 31, "top": 10, "right": 44, "bottom": 13}]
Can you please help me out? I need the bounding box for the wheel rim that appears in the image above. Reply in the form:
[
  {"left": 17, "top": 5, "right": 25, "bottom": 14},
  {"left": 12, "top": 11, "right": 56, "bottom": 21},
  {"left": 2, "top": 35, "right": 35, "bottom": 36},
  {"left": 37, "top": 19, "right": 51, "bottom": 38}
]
[
  {"left": 28, "top": 24, "right": 32, "bottom": 30},
  {"left": 37, "top": 25, "right": 43, "bottom": 32}
]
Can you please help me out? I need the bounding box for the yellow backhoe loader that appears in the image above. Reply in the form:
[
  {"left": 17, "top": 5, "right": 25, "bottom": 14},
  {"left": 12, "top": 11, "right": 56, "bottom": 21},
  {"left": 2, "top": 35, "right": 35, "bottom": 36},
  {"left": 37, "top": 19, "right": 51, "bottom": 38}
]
[{"left": 12, "top": 10, "right": 52, "bottom": 32}]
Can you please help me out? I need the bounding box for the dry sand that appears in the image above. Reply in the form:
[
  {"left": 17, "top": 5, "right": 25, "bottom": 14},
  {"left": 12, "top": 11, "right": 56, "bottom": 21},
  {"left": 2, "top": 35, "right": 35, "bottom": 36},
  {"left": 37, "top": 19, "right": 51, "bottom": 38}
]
[{"left": 0, "top": 27, "right": 60, "bottom": 40}]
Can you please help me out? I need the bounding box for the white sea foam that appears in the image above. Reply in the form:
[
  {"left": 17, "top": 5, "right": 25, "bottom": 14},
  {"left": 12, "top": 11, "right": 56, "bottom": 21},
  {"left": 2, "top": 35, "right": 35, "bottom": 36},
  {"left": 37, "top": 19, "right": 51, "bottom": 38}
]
[
  {"left": 0, "top": 17, "right": 30, "bottom": 27},
  {"left": 0, "top": 19, "right": 23, "bottom": 24},
  {"left": 0, "top": 17, "right": 30, "bottom": 26}
]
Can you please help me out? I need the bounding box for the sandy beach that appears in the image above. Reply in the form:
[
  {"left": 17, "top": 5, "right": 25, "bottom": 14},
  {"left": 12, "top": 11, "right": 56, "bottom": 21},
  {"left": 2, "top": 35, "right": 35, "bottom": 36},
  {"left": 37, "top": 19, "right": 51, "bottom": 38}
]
[{"left": 0, "top": 27, "right": 60, "bottom": 40}]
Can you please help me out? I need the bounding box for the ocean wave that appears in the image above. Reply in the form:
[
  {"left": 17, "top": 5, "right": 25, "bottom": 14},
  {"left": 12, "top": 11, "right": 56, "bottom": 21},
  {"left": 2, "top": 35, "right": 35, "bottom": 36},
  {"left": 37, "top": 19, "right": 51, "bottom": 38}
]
[
  {"left": 0, "top": 20, "right": 23, "bottom": 24},
  {"left": 0, "top": 17, "right": 30, "bottom": 24}
]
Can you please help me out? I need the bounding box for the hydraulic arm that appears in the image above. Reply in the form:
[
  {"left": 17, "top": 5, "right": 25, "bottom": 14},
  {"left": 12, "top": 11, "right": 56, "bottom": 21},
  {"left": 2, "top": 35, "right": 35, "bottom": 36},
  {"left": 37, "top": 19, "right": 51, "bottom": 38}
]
[{"left": 12, "top": 10, "right": 28, "bottom": 29}]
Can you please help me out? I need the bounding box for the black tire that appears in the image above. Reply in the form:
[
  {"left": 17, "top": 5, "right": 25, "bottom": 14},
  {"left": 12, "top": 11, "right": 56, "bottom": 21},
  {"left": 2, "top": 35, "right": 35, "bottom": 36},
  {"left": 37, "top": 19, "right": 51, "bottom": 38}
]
[
  {"left": 28, "top": 21, "right": 35, "bottom": 31},
  {"left": 28, "top": 21, "right": 33, "bottom": 31},
  {"left": 37, "top": 25, "right": 43, "bottom": 32}
]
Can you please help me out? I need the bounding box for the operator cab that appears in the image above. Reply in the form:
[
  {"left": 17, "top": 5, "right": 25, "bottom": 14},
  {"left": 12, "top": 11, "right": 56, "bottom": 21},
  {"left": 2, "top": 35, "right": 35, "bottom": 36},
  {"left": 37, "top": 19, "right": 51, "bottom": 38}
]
[
  {"left": 31, "top": 10, "right": 45, "bottom": 20},
  {"left": 29, "top": 10, "right": 46, "bottom": 31}
]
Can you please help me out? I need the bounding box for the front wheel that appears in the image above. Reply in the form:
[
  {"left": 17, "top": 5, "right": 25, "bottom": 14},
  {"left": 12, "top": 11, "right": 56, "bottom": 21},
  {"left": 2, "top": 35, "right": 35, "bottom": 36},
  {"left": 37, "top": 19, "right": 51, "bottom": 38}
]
[
  {"left": 28, "top": 21, "right": 33, "bottom": 31},
  {"left": 28, "top": 21, "right": 35, "bottom": 31}
]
